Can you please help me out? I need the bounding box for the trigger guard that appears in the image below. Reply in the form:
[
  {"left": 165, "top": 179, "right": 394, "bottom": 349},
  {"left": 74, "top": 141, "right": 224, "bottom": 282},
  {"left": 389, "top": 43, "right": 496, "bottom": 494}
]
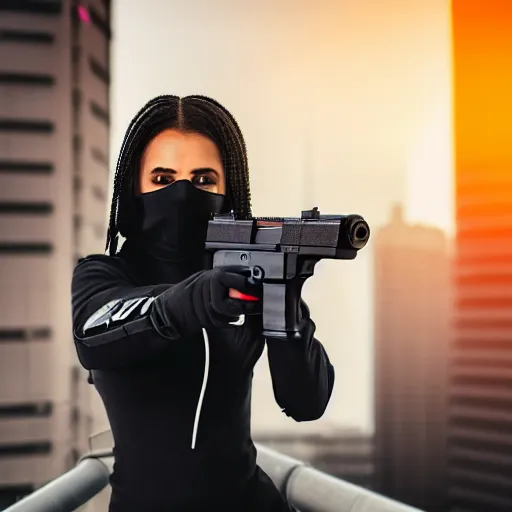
[{"left": 229, "top": 315, "right": 246, "bottom": 326}]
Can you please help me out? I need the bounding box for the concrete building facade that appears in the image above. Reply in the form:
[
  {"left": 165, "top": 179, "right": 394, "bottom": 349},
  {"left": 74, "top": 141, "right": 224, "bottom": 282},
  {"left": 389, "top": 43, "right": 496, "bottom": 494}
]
[
  {"left": 373, "top": 204, "right": 451, "bottom": 511},
  {"left": 0, "top": 1, "right": 111, "bottom": 506},
  {"left": 449, "top": 2, "right": 512, "bottom": 511}
]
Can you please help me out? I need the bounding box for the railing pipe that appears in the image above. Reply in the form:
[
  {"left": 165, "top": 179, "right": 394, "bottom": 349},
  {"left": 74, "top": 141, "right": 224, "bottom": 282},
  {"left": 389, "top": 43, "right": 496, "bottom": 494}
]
[
  {"left": 5, "top": 440, "right": 424, "bottom": 512},
  {"left": 256, "top": 444, "right": 423, "bottom": 512},
  {"left": 4, "top": 456, "right": 113, "bottom": 512}
]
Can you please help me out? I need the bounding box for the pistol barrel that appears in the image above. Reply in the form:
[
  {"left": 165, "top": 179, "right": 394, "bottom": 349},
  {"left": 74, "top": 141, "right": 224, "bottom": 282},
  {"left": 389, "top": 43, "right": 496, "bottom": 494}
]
[{"left": 205, "top": 209, "right": 371, "bottom": 254}]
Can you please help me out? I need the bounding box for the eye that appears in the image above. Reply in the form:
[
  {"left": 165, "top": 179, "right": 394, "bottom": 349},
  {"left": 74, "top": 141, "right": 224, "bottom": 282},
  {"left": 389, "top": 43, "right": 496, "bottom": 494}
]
[
  {"left": 151, "top": 174, "right": 174, "bottom": 186},
  {"left": 192, "top": 174, "right": 217, "bottom": 189}
]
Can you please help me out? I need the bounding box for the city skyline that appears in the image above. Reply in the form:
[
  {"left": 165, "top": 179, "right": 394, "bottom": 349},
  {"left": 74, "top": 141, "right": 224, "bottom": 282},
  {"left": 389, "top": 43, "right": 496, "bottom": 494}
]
[
  {"left": 0, "top": 0, "right": 510, "bottom": 510},
  {"left": 373, "top": 204, "right": 451, "bottom": 511},
  {"left": 111, "top": 0, "right": 453, "bottom": 433}
]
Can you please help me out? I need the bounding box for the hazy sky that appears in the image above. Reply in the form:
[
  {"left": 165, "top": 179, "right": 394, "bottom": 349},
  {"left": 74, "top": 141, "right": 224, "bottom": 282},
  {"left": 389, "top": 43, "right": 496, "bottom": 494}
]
[{"left": 110, "top": 0, "right": 452, "bottom": 433}]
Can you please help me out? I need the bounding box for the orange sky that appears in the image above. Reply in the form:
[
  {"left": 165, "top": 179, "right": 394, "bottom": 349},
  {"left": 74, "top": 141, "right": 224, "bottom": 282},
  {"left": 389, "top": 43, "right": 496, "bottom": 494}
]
[{"left": 452, "top": 0, "right": 512, "bottom": 174}]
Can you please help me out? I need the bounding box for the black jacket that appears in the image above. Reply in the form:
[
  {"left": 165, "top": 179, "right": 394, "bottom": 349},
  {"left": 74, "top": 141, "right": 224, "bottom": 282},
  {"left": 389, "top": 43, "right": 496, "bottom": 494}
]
[{"left": 71, "top": 252, "right": 335, "bottom": 511}]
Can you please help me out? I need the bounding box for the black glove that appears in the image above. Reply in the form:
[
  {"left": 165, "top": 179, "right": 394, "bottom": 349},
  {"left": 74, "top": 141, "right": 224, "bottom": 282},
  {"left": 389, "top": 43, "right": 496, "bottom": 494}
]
[{"left": 150, "top": 267, "right": 261, "bottom": 339}]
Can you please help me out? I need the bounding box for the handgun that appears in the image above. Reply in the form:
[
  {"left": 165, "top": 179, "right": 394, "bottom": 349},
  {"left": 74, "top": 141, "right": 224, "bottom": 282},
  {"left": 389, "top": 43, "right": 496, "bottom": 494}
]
[{"left": 204, "top": 207, "right": 370, "bottom": 340}]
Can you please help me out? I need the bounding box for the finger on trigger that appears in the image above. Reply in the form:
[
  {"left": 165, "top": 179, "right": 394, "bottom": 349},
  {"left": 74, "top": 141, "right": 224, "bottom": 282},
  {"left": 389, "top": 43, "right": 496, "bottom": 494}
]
[{"left": 219, "top": 271, "right": 248, "bottom": 293}]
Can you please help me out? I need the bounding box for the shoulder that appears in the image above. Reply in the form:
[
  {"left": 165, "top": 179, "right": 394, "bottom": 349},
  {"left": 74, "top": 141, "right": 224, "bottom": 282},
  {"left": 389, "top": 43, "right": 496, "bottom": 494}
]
[
  {"left": 72, "top": 253, "right": 135, "bottom": 294},
  {"left": 74, "top": 253, "right": 134, "bottom": 275}
]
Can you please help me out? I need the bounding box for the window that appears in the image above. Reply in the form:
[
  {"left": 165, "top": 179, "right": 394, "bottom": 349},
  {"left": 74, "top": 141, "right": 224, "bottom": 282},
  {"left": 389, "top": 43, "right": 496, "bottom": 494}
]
[
  {"left": 89, "top": 101, "right": 109, "bottom": 125},
  {"left": 31, "top": 327, "right": 52, "bottom": 339},
  {"left": 0, "top": 119, "right": 54, "bottom": 134},
  {"left": 0, "top": 160, "right": 53, "bottom": 173},
  {"left": 89, "top": 56, "right": 110, "bottom": 85},
  {"left": 70, "top": 406, "right": 80, "bottom": 425},
  {"left": 0, "top": 328, "right": 51, "bottom": 342},
  {"left": 71, "top": 365, "right": 82, "bottom": 383},
  {"left": 0, "top": 202, "right": 53, "bottom": 214},
  {"left": 0, "top": 401, "right": 52, "bottom": 418},
  {"left": 0, "top": 485, "right": 34, "bottom": 509},
  {"left": 73, "top": 213, "right": 82, "bottom": 230},
  {"left": 0, "top": 1, "right": 62, "bottom": 15},
  {"left": 0, "top": 442, "right": 52, "bottom": 457},
  {"left": 89, "top": 5, "right": 111, "bottom": 39},
  {"left": 0, "top": 243, "right": 53, "bottom": 254},
  {"left": 0, "top": 330, "right": 26, "bottom": 341},
  {"left": 91, "top": 147, "right": 109, "bottom": 167},
  {"left": 64, "top": 448, "right": 81, "bottom": 470},
  {"left": 91, "top": 185, "right": 106, "bottom": 202},
  {"left": 0, "top": 72, "right": 54, "bottom": 86},
  {"left": 0, "top": 29, "right": 54, "bottom": 44}
]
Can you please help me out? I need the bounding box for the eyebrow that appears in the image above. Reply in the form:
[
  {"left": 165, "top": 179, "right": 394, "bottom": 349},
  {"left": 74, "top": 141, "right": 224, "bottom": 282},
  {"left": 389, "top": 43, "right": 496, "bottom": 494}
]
[{"left": 150, "top": 167, "right": 219, "bottom": 177}]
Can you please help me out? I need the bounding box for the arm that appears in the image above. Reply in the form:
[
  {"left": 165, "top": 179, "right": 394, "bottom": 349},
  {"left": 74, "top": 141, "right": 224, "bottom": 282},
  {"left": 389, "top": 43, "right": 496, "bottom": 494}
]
[
  {"left": 71, "top": 256, "right": 175, "bottom": 371},
  {"left": 266, "top": 301, "right": 335, "bottom": 422},
  {"left": 72, "top": 256, "right": 257, "bottom": 371}
]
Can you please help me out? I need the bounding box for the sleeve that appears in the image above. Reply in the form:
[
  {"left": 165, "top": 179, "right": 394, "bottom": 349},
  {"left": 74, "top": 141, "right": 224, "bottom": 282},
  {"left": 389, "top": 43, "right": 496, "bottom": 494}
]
[
  {"left": 265, "top": 301, "right": 335, "bottom": 422},
  {"left": 71, "top": 256, "right": 175, "bottom": 371}
]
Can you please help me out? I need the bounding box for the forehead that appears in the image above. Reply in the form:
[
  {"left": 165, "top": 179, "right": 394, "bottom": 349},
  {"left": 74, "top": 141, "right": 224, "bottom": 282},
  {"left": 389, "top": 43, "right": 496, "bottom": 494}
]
[{"left": 141, "top": 129, "right": 222, "bottom": 168}]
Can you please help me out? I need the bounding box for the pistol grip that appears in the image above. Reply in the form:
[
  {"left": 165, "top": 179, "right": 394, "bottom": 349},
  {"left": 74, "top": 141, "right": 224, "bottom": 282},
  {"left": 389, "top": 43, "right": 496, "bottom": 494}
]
[{"left": 261, "top": 278, "right": 306, "bottom": 340}]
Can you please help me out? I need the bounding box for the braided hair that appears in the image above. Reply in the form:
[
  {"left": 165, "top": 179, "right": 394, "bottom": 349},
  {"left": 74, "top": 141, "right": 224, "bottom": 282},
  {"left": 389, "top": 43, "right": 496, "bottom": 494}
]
[{"left": 105, "top": 95, "right": 252, "bottom": 255}]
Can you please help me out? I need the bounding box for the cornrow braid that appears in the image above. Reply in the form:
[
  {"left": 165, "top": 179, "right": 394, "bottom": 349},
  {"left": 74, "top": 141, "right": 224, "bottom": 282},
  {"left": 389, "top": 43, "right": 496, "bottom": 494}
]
[{"left": 105, "top": 95, "right": 252, "bottom": 255}]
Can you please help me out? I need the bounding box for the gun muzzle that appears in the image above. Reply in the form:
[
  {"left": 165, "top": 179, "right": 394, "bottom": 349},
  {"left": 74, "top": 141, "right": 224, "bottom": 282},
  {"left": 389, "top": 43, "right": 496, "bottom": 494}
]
[{"left": 346, "top": 215, "right": 370, "bottom": 250}]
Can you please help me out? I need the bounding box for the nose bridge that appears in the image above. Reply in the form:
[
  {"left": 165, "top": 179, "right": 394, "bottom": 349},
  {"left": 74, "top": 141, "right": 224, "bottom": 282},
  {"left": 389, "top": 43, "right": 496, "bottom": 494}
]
[{"left": 173, "top": 169, "right": 193, "bottom": 182}]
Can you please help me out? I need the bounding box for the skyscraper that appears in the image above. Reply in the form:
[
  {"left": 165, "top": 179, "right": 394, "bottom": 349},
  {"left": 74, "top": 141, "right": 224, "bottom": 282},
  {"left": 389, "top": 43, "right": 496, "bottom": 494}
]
[
  {"left": 448, "top": 1, "right": 512, "bottom": 511},
  {"left": 373, "top": 204, "right": 451, "bottom": 511},
  {"left": 0, "top": 1, "right": 111, "bottom": 507}
]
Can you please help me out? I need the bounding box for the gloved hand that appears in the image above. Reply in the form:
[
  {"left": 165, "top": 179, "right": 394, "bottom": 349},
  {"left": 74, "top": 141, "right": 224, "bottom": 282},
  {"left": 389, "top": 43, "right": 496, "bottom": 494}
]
[{"left": 150, "top": 267, "right": 261, "bottom": 339}]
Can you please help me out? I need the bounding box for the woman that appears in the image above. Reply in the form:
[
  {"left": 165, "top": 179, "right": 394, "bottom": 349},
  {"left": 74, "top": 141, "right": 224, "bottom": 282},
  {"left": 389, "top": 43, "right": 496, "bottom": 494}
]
[{"left": 72, "top": 95, "right": 335, "bottom": 512}]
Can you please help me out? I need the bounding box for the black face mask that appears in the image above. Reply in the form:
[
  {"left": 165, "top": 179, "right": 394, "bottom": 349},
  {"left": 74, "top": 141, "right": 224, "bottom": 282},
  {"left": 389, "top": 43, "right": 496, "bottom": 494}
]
[{"left": 127, "top": 180, "right": 224, "bottom": 277}]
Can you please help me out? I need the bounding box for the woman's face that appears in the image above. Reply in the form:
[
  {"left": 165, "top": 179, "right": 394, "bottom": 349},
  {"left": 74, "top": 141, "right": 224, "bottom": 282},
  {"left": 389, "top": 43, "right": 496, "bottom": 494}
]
[{"left": 139, "top": 129, "right": 226, "bottom": 195}]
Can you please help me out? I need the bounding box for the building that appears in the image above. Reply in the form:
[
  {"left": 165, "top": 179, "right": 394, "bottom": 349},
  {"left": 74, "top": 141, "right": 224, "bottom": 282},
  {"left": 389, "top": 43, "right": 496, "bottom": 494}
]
[
  {"left": 373, "top": 204, "right": 451, "bottom": 511},
  {"left": 0, "top": 1, "right": 111, "bottom": 507},
  {"left": 448, "top": 1, "right": 512, "bottom": 511},
  {"left": 254, "top": 429, "right": 374, "bottom": 489}
]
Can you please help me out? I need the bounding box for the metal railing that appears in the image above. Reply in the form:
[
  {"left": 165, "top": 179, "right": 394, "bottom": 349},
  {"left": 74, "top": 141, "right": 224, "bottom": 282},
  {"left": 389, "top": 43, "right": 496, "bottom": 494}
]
[
  {"left": 3, "top": 455, "right": 113, "bottom": 512},
  {"left": 5, "top": 430, "right": 424, "bottom": 512}
]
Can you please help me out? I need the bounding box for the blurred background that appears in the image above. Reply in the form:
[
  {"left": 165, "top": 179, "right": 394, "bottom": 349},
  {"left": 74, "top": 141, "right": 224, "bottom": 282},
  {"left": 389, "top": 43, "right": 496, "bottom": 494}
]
[{"left": 0, "top": 0, "right": 510, "bottom": 511}]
